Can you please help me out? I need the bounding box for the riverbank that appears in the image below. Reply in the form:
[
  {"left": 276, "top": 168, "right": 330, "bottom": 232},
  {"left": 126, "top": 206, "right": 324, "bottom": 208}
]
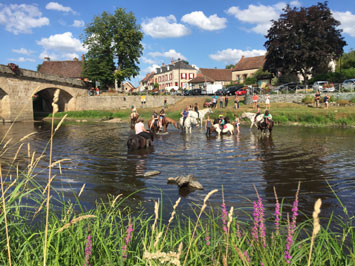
[{"left": 50, "top": 97, "right": 355, "bottom": 127}]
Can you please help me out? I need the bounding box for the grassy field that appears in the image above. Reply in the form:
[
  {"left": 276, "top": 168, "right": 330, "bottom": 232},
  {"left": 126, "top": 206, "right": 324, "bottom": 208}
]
[{"left": 52, "top": 96, "right": 355, "bottom": 127}]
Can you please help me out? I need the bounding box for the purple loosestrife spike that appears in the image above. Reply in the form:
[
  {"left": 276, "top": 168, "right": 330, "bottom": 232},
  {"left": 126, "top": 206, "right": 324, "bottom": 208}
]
[
  {"left": 221, "top": 202, "right": 228, "bottom": 234},
  {"left": 243, "top": 250, "right": 251, "bottom": 263},
  {"left": 122, "top": 220, "right": 133, "bottom": 259},
  {"left": 84, "top": 234, "right": 92, "bottom": 266},
  {"left": 274, "top": 201, "right": 281, "bottom": 235},
  {"left": 258, "top": 197, "right": 267, "bottom": 247},
  {"left": 205, "top": 228, "right": 211, "bottom": 246},
  {"left": 252, "top": 201, "right": 259, "bottom": 242},
  {"left": 284, "top": 214, "right": 293, "bottom": 264}
]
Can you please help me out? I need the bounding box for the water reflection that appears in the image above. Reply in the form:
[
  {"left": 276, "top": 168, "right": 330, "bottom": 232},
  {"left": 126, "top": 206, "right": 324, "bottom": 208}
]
[{"left": 1, "top": 122, "right": 354, "bottom": 219}]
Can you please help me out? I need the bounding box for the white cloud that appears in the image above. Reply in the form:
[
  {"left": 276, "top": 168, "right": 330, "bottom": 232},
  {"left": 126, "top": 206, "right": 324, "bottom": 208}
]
[
  {"left": 72, "top": 20, "right": 84, "bottom": 27},
  {"left": 9, "top": 57, "right": 35, "bottom": 62},
  {"left": 144, "top": 64, "right": 160, "bottom": 73},
  {"left": 37, "top": 32, "right": 87, "bottom": 60},
  {"left": 142, "top": 15, "right": 190, "bottom": 38},
  {"left": 148, "top": 49, "right": 186, "bottom": 60},
  {"left": 45, "top": 2, "right": 76, "bottom": 14},
  {"left": 290, "top": 1, "right": 301, "bottom": 8},
  {"left": 209, "top": 48, "right": 266, "bottom": 64},
  {"left": 141, "top": 56, "right": 156, "bottom": 64},
  {"left": 12, "top": 48, "right": 33, "bottom": 55},
  {"left": 181, "top": 11, "right": 227, "bottom": 31},
  {"left": 333, "top": 11, "right": 355, "bottom": 37},
  {"left": 0, "top": 4, "right": 49, "bottom": 35}
]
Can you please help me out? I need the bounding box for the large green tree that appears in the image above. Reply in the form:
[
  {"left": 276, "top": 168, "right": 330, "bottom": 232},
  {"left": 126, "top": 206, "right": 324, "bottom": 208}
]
[
  {"left": 264, "top": 2, "right": 346, "bottom": 84},
  {"left": 82, "top": 8, "right": 143, "bottom": 88}
]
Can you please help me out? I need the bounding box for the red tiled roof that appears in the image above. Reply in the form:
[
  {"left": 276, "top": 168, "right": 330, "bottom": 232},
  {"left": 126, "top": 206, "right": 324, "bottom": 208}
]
[
  {"left": 233, "top": 55, "right": 265, "bottom": 71},
  {"left": 141, "top": 72, "right": 154, "bottom": 83},
  {"left": 38, "top": 60, "right": 83, "bottom": 78},
  {"left": 199, "top": 68, "right": 232, "bottom": 81}
]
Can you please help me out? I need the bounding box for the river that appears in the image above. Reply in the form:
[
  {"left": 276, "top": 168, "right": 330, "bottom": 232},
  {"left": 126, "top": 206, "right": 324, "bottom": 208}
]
[{"left": 1, "top": 121, "right": 354, "bottom": 220}]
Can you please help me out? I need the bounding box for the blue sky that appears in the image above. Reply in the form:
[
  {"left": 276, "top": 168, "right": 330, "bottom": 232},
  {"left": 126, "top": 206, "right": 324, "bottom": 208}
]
[{"left": 1, "top": 0, "right": 355, "bottom": 86}]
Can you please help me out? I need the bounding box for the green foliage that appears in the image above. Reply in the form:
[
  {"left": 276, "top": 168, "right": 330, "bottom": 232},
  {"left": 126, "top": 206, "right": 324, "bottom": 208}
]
[
  {"left": 225, "top": 64, "right": 234, "bottom": 69},
  {"left": 83, "top": 8, "right": 143, "bottom": 88},
  {"left": 302, "top": 95, "right": 314, "bottom": 104},
  {"left": 264, "top": 2, "right": 346, "bottom": 83},
  {"left": 336, "top": 99, "right": 350, "bottom": 106},
  {"left": 36, "top": 64, "right": 42, "bottom": 71},
  {"left": 309, "top": 69, "right": 355, "bottom": 84},
  {"left": 350, "top": 97, "right": 355, "bottom": 103},
  {"left": 336, "top": 50, "right": 355, "bottom": 71},
  {"left": 154, "top": 82, "right": 159, "bottom": 89}
]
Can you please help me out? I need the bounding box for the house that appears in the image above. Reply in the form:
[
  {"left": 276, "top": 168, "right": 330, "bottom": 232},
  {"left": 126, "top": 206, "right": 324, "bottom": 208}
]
[
  {"left": 189, "top": 68, "right": 233, "bottom": 89},
  {"left": 121, "top": 81, "right": 136, "bottom": 93},
  {"left": 38, "top": 56, "right": 84, "bottom": 79},
  {"left": 232, "top": 55, "right": 265, "bottom": 84},
  {"left": 154, "top": 59, "right": 198, "bottom": 91},
  {"left": 138, "top": 72, "right": 155, "bottom": 92}
]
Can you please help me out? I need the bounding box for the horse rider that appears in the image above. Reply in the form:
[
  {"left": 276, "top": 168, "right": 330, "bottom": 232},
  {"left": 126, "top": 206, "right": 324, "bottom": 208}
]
[
  {"left": 181, "top": 106, "right": 189, "bottom": 126},
  {"left": 135, "top": 118, "right": 151, "bottom": 139},
  {"left": 159, "top": 108, "right": 166, "bottom": 130},
  {"left": 263, "top": 110, "right": 272, "bottom": 127},
  {"left": 218, "top": 114, "right": 225, "bottom": 131},
  {"left": 130, "top": 106, "right": 139, "bottom": 120},
  {"left": 254, "top": 105, "right": 261, "bottom": 122},
  {"left": 150, "top": 110, "right": 160, "bottom": 131}
]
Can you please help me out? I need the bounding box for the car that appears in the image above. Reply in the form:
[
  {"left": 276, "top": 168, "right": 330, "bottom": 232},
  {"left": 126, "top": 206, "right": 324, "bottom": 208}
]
[
  {"left": 191, "top": 88, "right": 202, "bottom": 95},
  {"left": 235, "top": 87, "right": 248, "bottom": 96},
  {"left": 274, "top": 82, "right": 300, "bottom": 92},
  {"left": 183, "top": 90, "right": 192, "bottom": 96},
  {"left": 215, "top": 89, "right": 225, "bottom": 95},
  {"left": 312, "top": 81, "right": 335, "bottom": 92},
  {"left": 225, "top": 85, "right": 243, "bottom": 95},
  {"left": 342, "top": 79, "right": 355, "bottom": 91}
]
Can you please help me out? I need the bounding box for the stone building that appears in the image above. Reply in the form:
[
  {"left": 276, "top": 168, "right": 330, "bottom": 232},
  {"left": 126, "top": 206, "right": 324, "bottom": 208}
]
[
  {"left": 232, "top": 55, "right": 265, "bottom": 84},
  {"left": 38, "top": 56, "right": 84, "bottom": 79}
]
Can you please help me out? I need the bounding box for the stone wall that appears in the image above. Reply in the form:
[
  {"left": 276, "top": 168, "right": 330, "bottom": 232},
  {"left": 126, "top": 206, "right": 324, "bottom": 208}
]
[
  {"left": 74, "top": 95, "right": 181, "bottom": 111},
  {"left": 245, "top": 92, "right": 355, "bottom": 105}
]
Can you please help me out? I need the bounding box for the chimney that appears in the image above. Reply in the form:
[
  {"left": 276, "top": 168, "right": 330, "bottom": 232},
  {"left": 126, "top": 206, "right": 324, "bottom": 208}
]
[
  {"left": 171, "top": 59, "right": 175, "bottom": 64},
  {"left": 240, "top": 56, "right": 245, "bottom": 61},
  {"left": 44, "top": 57, "right": 50, "bottom": 61},
  {"left": 162, "top": 63, "right": 165, "bottom": 67},
  {"left": 81, "top": 54, "right": 85, "bottom": 61},
  {"left": 73, "top": 57, "right": 79, "bottom": 61}
]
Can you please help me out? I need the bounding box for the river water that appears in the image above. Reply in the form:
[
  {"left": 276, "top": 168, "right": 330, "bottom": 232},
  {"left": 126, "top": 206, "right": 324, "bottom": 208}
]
[{"left": 1, "top": 121, "right": 354, "bottom": 220}]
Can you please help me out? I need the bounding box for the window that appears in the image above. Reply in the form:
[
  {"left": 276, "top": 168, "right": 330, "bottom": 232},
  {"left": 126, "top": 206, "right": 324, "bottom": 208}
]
[
  {"left": 189, "top": 73, "right": 194, "bottom": 79},
  {"left": 169, "top": 73, "right": 172, "bottom": 80},
  {"left": 175, "top": 82, "right": 178, "bottom": 86},
  {"left": 181, "top": 73, "right": 187, "bottom": 79}
]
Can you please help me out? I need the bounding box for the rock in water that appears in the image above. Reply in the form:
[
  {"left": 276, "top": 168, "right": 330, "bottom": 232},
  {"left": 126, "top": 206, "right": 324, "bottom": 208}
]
[
  {"left": 144, "top": 171, "right": 161, "bottom": 177},
  {"left": 167, "top": 174, "right": 203, "bottom": 190}
]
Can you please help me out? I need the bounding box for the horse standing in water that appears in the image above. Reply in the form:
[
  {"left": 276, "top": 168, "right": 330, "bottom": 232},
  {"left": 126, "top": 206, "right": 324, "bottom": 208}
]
[
  {"left": 213, "top": 123, "right": 234, "bottom": 135},
  {"left": 130, "top": 114, "right": 139, "bottom": 129},
  {"left": 241, "top": 112, "right": 263, "bottom": 129},
  {"left": 127, "top": 132, "right": 154, "bottom": 150},
  {"left": 188, "top": 108, "right": 213, "bottom": 127},
  {"left": 257, "top": 119, "right": 274, "bottom": 135},
  {"left": 179, "top": 116, "right": 197, "bottom": 134},
  {"left": 148, "top": 117, "right": 178, "bottom": 133}
]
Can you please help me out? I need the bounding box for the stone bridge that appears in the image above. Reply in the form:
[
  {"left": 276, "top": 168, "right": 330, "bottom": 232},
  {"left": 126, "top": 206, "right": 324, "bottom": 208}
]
[{"left": 0, "top": 64, "right": 88, "bottom": 122}]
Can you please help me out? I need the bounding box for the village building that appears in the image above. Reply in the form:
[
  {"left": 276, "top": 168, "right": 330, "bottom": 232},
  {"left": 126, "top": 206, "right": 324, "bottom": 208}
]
[
  {"left": 232, "top": 55, "right": 265, "bottom": 84},
  {"left": 138, "top": 72, "right": 154, "bottom": 92},
  {"left": 154, "top": 59, "right": 198, "bottom": 91},
  {"left": 38, "top": 56, "right": 84, "bottom": 79},
  {"left": 120, "top": 81, "right": 136, "bottom": 93},
  {"left": 189, "top": 68, "right": 233, "bottom": 90}
]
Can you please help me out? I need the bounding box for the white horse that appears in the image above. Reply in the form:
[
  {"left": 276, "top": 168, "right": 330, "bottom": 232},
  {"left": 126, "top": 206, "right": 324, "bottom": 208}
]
[
  {"left": 241, "top": 112, "right": 264, "bottom": 129},
  {"left": 188, "top": 108, "right": 213, "bottom": 126},
  {"left": 179, "top": 116, "right": 198, "bottom": 133},
  {"left": 213, "top": 123, "right": 234, "bottom": 135}
]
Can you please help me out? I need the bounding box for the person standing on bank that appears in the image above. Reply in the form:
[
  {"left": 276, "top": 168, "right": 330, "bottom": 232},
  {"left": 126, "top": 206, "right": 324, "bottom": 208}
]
[
  {"left": 315, "top": 90, "right": 321, "bottom": 108},
  {"left": 225, "top": 95, "right": 229, "bottom": 108},
  {"left": 219, "top": 95, "right": 224, "bottom": 108},
  {"left": 252, "top": 93, "right": 258, "bottom": 109},
  {"left": 324, "top": 94, "right": 330, "bottom": 109},
  {"left": 234, "top": 95, "right": 239, "bottom": 109},
  {"left": 265, "top": 94, "right": 271, "bottom": 109}
]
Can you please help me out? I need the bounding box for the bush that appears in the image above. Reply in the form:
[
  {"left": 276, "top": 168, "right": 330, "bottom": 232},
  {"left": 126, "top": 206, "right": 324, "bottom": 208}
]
[
  {"left": 302, "top": 95, "right": 313, "bottom": 104},
  {"left": 336, "top": 99, "right": 350, "bottom": 106},
  {"left": 350, "top": 97, "right": 355, "bottom": 103}
]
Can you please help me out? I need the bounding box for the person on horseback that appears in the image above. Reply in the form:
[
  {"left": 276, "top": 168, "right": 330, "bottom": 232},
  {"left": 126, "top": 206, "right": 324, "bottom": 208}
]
[
  {"left": 130, "top": 106, "right": 139, "bottom": 120},
  {"left": 135, "top": 118, "right": 151, "bottom": 139},
  {"left": 218, "top": 114, "right": 225, "bottom": 131},
  {"left": 263, "top": 110, "right": 272, "bottom": 127},
  {"left": 254, "top": 105, "right": 261, "bottom": 122},
  {"left": 159, "top": 108, "right": 166, "bottom": 130},
  {"left": 181, "top": 106, "right": 189, "bottom": 126},
  {"left": 150, "top": 110, "right": 160, "bottom": 131}
]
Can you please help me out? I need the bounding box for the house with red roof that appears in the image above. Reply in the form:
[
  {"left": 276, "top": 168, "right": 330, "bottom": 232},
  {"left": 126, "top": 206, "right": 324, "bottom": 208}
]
[
  {"left": 138, "top": 72, "right": 155, "bottom": 92},
  {"left": 232, "top": 55, "right": 265, "bottom": 84},
  {"left": 189, "top": 68, "right": 233, "bottom": 90},
  {"left": 38, "top": 56, "right": 84, "bottom": 79}
]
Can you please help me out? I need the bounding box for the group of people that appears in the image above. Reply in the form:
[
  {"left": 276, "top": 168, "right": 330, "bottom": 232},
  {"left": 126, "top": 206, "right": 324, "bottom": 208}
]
[
  {"left": 204, "top": 113, "right": 241, "bottom": 135},
  {"left": 315, "top": 90, "right": 330, "bottom": 109},
  {"left": 211, "top": 94, "right": 241, "bottom": 109}
]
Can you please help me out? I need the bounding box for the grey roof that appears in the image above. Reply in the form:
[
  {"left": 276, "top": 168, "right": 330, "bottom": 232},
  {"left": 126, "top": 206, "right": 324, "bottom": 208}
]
[{"left": 156, "top": 60, "right": 195, "bottom": 74}]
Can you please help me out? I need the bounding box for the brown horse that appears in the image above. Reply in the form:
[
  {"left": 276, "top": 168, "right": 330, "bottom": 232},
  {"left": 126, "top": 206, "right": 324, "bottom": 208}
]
[
  {"left": 148, "top": 117, "right": 178, "bottom": 133},
  {"left": 130, "top": 114, "right": 139, "bottom": 129},
  {"left": 127, "top": 133, "right": 154, "bottom": 150}
]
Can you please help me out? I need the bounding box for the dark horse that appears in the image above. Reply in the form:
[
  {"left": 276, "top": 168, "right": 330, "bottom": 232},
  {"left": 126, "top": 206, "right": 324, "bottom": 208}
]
[
  {"left": 148, "top": 117, "right": 178, "bottom": 133},
  {"left": 127, "top": 132, "right": 154, "bottom": 150},
  {"left": 130, "top": 114, "right": 139, "bottom": 129},
  {"left": 257, "top": 119, "right": 274, "bottom": 134}
]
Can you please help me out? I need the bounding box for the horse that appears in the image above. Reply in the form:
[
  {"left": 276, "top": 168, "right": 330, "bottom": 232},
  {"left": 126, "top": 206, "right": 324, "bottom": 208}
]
[
  {"left": 127, "top": 132, "right": 154, "bottom": 150},
  {"left": 130, "top": 114, "right": 139, "bottom": 129},
  {"left": 241, "top": 112, "right": 264, "bottom": 129},
  {"left": 257, "top": 119, "right": 274, "bottom": 134},
  {"left": 148, "top": 118, "right": 161, "bottom": 134},
  {"left": 188, "top": 108, "right": 213, "bottom": 127},
  {"left": 179, "top": 116, "right": 198, "bottom": 134},
  {"left": 213, "top": 123, "right": 234, "bottom": 135}
]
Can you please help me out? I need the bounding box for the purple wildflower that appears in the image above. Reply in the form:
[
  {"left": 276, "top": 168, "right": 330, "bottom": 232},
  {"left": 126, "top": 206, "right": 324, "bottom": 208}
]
[
  {"left": 258, "top": 197, "right": 266, "bottom": 247},
  {"left": 221, "top": 202, "right": 228, "bottom": 234},
  {"left": 235, "top": 220, "right": 242, "bottom": 239},
  {"left": 274, "top": 201, "right": 281, "bottom": 236},
  {"left": 284, "top": 216, "right": 293, "bottom": 264},
  {"left": 243, "top": 250, "right": 251, "bottom": 263},
  {"left": 252, "top": 201, "right": 259, "bottom": 242},
  {"left": 84, "top": 234, "right": 92, "bottom": 266},
  {"left": 122, "top": 220, "right": 133, "bottom": 259},
  {"left": 205, "top": 228, "right": 211, "bottom": 246}
]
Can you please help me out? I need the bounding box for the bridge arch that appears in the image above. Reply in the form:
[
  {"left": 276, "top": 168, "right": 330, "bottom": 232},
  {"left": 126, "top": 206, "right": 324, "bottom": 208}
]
[
  {"left": 32, "top": 87, "right": 74, "bottom": 120},
  {"left": 0, "top": 87, "right": 10, "bottom": 121}
]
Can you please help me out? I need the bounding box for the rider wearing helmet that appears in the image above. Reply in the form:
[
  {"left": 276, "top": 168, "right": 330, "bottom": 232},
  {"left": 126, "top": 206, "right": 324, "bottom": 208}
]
[
  {"left": 218, "top": 114, "right": 225, "bottom": 130},
  {"left": 151, "top": 110, "right": 160, "bottom": 130}
]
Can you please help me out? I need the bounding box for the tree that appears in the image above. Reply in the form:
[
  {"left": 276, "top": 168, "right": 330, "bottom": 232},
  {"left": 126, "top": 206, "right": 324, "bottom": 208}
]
[
  {"left": 336, "top": 50, "right": 355, "bottom": 71},
  {"left": 264, "top": 2, "right": 346, "bottom": 84},
  {"left": 225, "top": 64, "right": 235, "bottom": 69},
  {"left": 83, "top": 8, "right": 143, "bottom": 88}
]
